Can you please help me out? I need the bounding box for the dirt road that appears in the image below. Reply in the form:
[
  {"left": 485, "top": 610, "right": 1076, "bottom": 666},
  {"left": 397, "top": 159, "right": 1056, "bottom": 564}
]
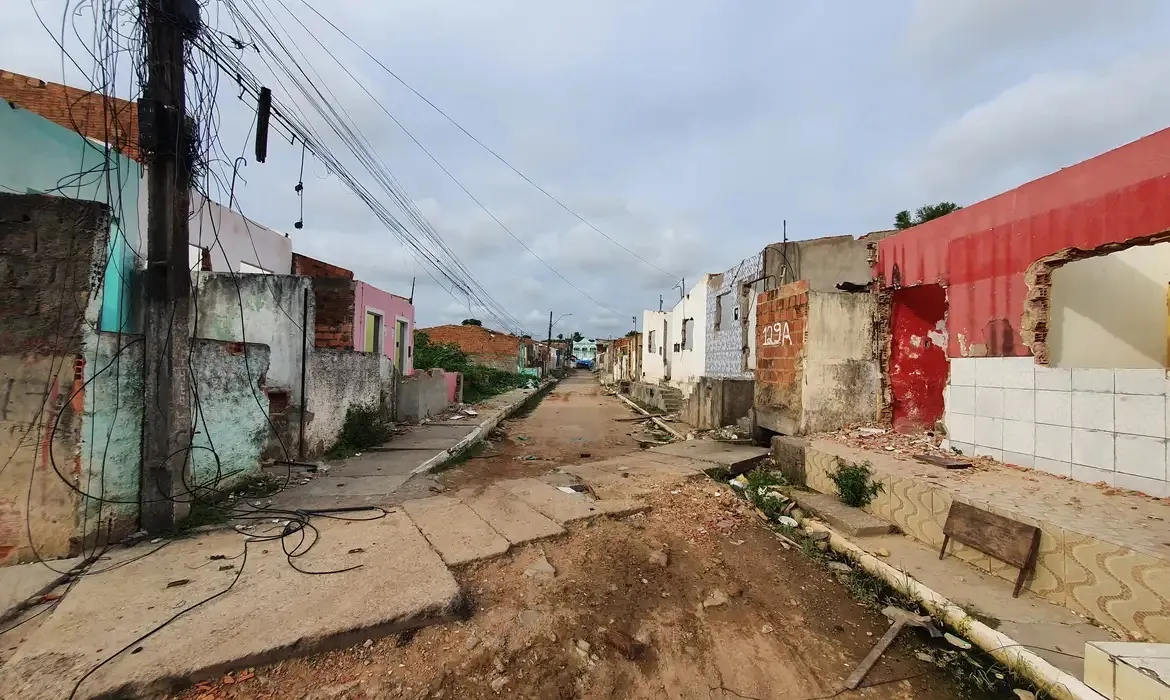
[{"left": 175, "top": 374, "right": 994, "bottom": 700}]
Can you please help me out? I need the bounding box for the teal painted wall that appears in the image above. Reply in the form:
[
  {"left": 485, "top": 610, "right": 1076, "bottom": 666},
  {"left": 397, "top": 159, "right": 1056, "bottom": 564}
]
[
  {"left": 0, "top": 102, "right": 141, "bottom": 333},
  {"left": 189, "top": 339, "right": 272, "bottom": 487}
]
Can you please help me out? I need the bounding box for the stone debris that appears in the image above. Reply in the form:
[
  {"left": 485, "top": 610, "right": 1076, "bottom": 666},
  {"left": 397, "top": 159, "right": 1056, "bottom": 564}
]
[
  {"left": 944, "top": 632, "right": 973, "bottom": 649},
  {"left": 523, "top": 551, "right": 557, "bottom": 579},
  {"left": 489, "top": 675, "right": 508, "bottom": 693},
  {"left": 703, "top": 589, "right": 729, "bottom": 608},
  {"left": 648, "top": 548, "right": 670, "bottom": 567},
  {"left": 827, "top": 562, "right": 853, "bottom": 574}
]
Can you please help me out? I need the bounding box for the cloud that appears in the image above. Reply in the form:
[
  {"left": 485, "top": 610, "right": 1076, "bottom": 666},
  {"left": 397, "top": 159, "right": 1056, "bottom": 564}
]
[{"left": 914, "top": 50, "right": 1170, "bottom": 201}]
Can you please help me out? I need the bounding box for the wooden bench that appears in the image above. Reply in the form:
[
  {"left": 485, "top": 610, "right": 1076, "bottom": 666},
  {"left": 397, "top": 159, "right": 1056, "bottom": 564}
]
[{"left": 940, "top": 501, "right": 1040, "bottom": 597}]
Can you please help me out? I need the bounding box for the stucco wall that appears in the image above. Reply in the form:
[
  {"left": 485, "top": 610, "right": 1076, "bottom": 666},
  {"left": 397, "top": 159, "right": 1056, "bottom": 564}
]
[
  {"left": 194, "top": 273, "right": 313, "bottom": 405},
  {"left": 354, "top": 282, "right": 415, "bottom": 374},
  {"left": 641, "top": 311, "right": 669, "bottom": 383},
  {"left": 189, "top": 339, "right": 272, "bottom": 487},
  {"left": 1049, "top": 242, "right": 1170, "bottom": 369},
  {"left": 0, "top": 194, "right": 110, "bottom": 564},
  {"left": 801, "top": 292, "right": 881, "bottom": 433},
  {"left": 666, "top": 276, "right": 711, "bottom": 397},
  {"left": 683, "top": 377, "right": 754, "bottom": 430},
  {"left": 706, "top": 252, "right": 762, "bottom": 379},
  {"left": 188, "top": 192, "right": 292, "bottom": 275},
  {"left": 765, "top": 235, "right": 877, "bottom": 293},
  {"left": 398, "top": 369, "right": 453, "bottom": 423},
  {"left": 305, "top": 348, "right": 390, "bottom": 456},
  {"left": 889, "top": 285, "right": 948, "bottom": 432}
]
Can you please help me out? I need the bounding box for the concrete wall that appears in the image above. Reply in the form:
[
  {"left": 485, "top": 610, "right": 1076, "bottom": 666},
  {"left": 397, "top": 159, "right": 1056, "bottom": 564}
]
[
  {"left": 683, "top": 377, "right": 754, "bottom": 430},
  {"left": 753, "top": 284, "right": 880, "bottom": 435},
  {"left": 764, "top": 234, "right": 879, "bottom": 293},
  {"left": 189, "top": 339, "right": 272, "bottom": 487},
  {"left": 188, "top": 192, "right": 292, "bottom": 275},
  {"left": 354, "top": 282, "right": 414, "bottom": 374},
  {"left": 0, "top": 101, "right": 140, "bottom": 334},
  {"left": 630, "top": 381, "right": 672, "bottom": 413},
  {"left": 706, "top": 251, "right": 763, "bottom": 379},
  {"left": 801, "top": 292, "right": 881, "bottom": 433},
  {"left": 194, "top": 273, "right": 313, "bottom": 406},
  {"left": 641, "top": 311, "right": 669, "bottom": 383},
  {"left": 398, "top": 369, "right": 454, "bottom": 423},
  {"left": 1049, "top": 242, "right": 1170, "bottom": 369},
  {"left": 665, "top": 276, "right": 711, "bottom": 397},
  {"left": 304, "top": 348, "right": 391, "bottom": 456}
]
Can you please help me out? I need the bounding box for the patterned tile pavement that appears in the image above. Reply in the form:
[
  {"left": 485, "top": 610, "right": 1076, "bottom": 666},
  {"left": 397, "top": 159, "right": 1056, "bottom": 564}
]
[{"left": 803, "top": 438, "right": 1170, "bottom": 641}]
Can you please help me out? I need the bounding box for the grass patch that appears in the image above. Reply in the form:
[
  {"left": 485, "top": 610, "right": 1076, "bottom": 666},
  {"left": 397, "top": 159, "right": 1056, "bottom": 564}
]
[{"left": 327, "top": 403, "right": 392, "bottom": 459}]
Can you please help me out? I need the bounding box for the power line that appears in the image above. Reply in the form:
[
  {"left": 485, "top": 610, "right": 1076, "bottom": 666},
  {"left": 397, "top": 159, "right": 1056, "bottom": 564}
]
[{"left": 293, "top": 0, "right": 681, "bottom": 285}]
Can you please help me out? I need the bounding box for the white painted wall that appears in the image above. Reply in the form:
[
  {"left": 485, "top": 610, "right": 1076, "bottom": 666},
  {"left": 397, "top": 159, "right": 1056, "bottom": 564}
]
[
  {"left": 641, "top": 310, "right": 668, "bottom": 383},
  {"left": 666, "top": 276, "right": 711, "bottom": 397},
  {"left": 946, "top": 357, "right": 1169, "bottom": 498},
  {"left": 1049, "top": 242, "right": 1170, "bottom": 369}
]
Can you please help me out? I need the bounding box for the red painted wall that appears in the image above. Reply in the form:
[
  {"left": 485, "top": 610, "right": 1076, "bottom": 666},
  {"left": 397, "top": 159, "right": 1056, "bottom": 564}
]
[
  {"left": 890, "top": 285, "right": 948, "bottom": 432},
  {"left": 877, "top": 127, "right": 1170, "bottom": 357}
]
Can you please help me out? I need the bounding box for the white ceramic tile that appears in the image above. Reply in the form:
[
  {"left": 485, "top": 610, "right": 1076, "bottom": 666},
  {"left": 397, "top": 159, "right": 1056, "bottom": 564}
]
[
  {"left": 1115, "top": 394, "right": 1165, "bottom": 438},
  {"left": 973, "top": 445, "right": 1003, "bottom": 461},
  {"left": 1034, "top": 366, "right": 1072, "bottom": 391},
  {"left": 1002, "top": 451, "right": 1034, "bottom": 468},
  {"left": 948, "top": 441, "right": 973, "bottom": 456},
  {"left": 1071, "top": 463, "right": 1116, "bottom": 486},
  {"left": 1114, "top": 368, "right": 1166, "bottom": 395},
  {"left": 947, "top": 413, "right": 975, "bottom": 444},
  {"left": 1000, "top": 357, "right": 1035, "bottom": 389},
  {"left": 1113, "top": 471, "right": 1170, "bottom": 498},
  {"left": 1002, "top": 419, "right": 1035, "bottom": 454},
  {"left": 1036, "top": 424, "right": 1072, "bottom": 462},
  {"left": 949, "top": 358, "right": 975, "bottom": 387},
  {"left": 974, "top": 358, "right": 1005, "bottom": 388},
  {"left": 1002, "top": 388, "right": 1035, "bottom": 422},
  {"left": 974, "top": 416, "right": 1003, "bottom": 449},
  {"left": 1033, "top": 457, "right": 1072, "bottom": 477},
  {"left": 1036, "top": 390, "right": 1072, "bottom": 427},
  {"left": 1072, "top": 391, "right": 1114, "bottom": 431},
  {"left": 1072, "top": 368, "right": 1114, "bottom": 393},
  {"left": 1114, "top": 434, "right": 1167, "bottom": 480},
  {"left": 975, "top": 387, "right": 1004, "bottom": 419},
  {"left": 1072, "top": 429, "right": 1115, "bottom": 471},
  {"left": 947, "top": 385, "right": 975, "bottom": 415}
]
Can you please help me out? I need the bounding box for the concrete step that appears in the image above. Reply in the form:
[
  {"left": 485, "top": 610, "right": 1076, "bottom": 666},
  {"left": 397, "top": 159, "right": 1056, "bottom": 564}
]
[
  {"left": 788, "top": 491, "right": 893, "bottom": 538},
  {"left": 403, "top": 496, "right": 510, "bottom": 566},
  {"left": 460, "top": 485, "right": 566, "bottom": 545}
]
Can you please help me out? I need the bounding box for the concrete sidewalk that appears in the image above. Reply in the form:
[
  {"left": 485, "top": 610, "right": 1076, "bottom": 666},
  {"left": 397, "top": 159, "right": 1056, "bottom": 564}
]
[
  {"left": 264, "top": 382, "right": 552, "bottom": 511},
  {"left": 0, "top": 447, "right": 711, "bottom": 699}
]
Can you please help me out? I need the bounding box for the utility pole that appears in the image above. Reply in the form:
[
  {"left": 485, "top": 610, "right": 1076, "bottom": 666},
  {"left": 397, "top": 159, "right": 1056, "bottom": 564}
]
[
  {"left": 141, "top": 0, "right": 197, "bottom": 531},
  {"left": 546, "top": 311, "right": 554, "bottom": 372}
]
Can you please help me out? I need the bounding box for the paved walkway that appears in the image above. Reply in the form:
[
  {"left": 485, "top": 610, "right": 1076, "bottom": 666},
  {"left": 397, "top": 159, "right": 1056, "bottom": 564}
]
[
  {"left": 263, "top": 385, "right": 543, "bottom": 512},
  {"left": 0, "top": 441, "right": 731, "bottom": 699}
]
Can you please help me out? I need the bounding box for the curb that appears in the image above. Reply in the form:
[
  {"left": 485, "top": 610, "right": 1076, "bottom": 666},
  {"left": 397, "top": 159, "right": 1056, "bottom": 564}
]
[
  {"left": 410, "top": 378, "right": 558, "bottom": 476},
  {"left": 795, "top": 517, "right": 1105, "bottom": 700}
]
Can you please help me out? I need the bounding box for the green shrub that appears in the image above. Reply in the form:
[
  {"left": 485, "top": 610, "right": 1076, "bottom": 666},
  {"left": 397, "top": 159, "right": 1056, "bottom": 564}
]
[
  {"left": 328, "top": 403, "right": 391, "bottom": 458},
  {"left": 414, "top": 331, "right": 529, "bottom": 403},
  {"left": 828, "top": 459, "right": 882, "bottom": 508}
]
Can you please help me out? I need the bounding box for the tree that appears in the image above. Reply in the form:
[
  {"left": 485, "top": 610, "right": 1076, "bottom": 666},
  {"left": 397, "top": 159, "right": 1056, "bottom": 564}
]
[
  {"left": 556, "top": 333, "right": 564, "bottom": 340},
  {"left": 571, "top": 332, "right": 585, "bottom": 342},
  {"left": 894, "top": 202, "right": 962, "bottom": 230},
  {"left": 461, "top": 318, "right": 482, "bottom": 326},
  {"left": 625, "top": 330, "right": 638, "bottom": 337}
]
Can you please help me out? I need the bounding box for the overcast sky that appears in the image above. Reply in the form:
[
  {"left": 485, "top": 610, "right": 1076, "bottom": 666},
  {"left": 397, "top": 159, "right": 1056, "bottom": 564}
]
[{"left": 5, "top": 0, "right": 1170, "bottom": 338}]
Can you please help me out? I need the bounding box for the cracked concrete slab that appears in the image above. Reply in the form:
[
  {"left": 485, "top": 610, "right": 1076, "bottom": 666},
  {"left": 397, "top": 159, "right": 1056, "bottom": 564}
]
[
  {"left": 647, "top": 441, "right": 769, "bottom": 473},
  {"left": 403, "top": 496, "right": 511, "bottom": 565},
  {"left": 497, "top": 478, "right": 606, "bottom": 524},
  {"left": 461, "top": 486, "right": 565, "bottom": 545},
  {"left": 0, "top": 556, "right": 79, "bottom": 618},
  {"left": 0, "top": 512, "right": 462, "bottom": 700}
]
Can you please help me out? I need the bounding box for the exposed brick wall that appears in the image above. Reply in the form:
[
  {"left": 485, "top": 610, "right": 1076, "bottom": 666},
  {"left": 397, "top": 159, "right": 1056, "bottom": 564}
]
[
  {"left": 311, "top": 277, "right": 356, "bottom": 349},
  {"left": 754, "top": 281, "right": 809, "bottom": 416},
  {"left": 0, "top": 70, "right": 139, "bottom": 161},
  {"left": 420, "top": 325, "right": 520, "bottom": 372},
  {"left": 292, "top": 252, "right": 353, "bottom": 279}
]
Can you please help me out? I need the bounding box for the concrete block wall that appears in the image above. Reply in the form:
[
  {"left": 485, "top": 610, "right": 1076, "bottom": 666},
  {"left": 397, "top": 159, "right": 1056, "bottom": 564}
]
[
  {"left": 398, "top": 369, "right": 455, "bottom": 423},
  {"left": 753, "top": 282, "right": 809, "bottom": 429},
  {"left": 946, "top": 359, "right": 1170, "bottom": 497},
  {"left": 304, "top": 348, "right": 390, "bottom": 456},
  {"left": 310, "top": 277, "right": 357, "bottom": 350}
]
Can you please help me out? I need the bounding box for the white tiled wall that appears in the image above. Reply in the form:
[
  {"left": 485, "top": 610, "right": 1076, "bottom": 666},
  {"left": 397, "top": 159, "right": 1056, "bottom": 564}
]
[{"left": 946, "top": 358, "right": 1170, "bottom": 498}]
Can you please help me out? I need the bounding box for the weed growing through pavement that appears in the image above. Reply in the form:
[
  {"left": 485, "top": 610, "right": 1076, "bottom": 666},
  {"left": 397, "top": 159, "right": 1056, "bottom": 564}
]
[
  {"left": 828, "top": 458, "right": 882, "bottom": 508},
  {"left": 328, "top": 403, "right": 392, "bottom": 459}
]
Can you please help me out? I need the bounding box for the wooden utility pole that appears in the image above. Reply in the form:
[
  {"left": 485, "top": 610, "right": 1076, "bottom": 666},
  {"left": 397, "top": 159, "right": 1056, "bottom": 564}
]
[{"left": 141, "top": 0, "right": 195, "bottom": 531}]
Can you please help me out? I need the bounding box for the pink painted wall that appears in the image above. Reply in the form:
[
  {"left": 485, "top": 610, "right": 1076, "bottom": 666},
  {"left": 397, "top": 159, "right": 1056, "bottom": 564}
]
[
  {"left": 353, "top": 281, "right": 415, "bottom": 375},
  {"left": 443, "top": 370, "right": 460, "bottom": 404}
]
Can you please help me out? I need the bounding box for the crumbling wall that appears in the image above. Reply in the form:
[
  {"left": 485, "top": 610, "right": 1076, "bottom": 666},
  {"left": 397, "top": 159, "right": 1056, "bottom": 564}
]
[
  {"left": 752, "top": 282, "right": 808, "bottom": 435},
  {"left": 188, "top": 339, "right": 272, "bottom": 487},
  {"left": 888, "top": 285, "right": 948, "bottom": 432},
  {"left": 398, "top": 369, "right": 454, "bottom": 423},
  {"left": 683, "top": 377, "right": 754, "bottom": 430},
  {"left": 801, "top": 292, "right": 882, "bottom": 433},
  {"left": 304, "top": 348, "right": 388, "bottom": 456}
]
